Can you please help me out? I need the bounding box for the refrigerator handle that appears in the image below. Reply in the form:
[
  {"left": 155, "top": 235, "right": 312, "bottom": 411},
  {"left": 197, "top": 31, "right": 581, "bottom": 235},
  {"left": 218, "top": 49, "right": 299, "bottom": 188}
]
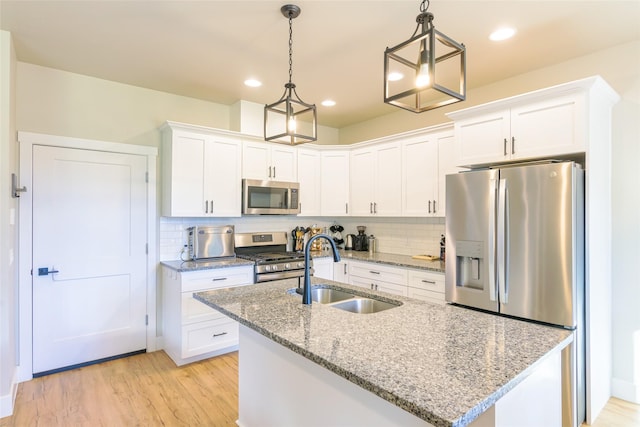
[
  {"left": 497, "top": 178, "right": 508, "bottom": 304},
  {"left": 488, "top": 179, "right": 497, "bottom": 302}
]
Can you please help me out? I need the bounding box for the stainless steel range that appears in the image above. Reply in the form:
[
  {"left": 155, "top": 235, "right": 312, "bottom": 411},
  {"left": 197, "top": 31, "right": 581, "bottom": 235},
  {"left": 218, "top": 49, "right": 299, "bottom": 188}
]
[{"left": 235, "top": 232, "right": 309, "bottom": 283}]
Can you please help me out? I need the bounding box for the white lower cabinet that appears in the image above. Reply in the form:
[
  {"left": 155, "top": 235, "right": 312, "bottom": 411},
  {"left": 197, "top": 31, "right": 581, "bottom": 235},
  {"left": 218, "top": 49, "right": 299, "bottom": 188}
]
[
  {"left": 333, "top": 260, "right": 350, "bottom": 283},
  {"left": 311, "top": 256, "right": 334, "bottom": 281},
  {"left": 349, "top": 261, "right": 408, "bottom": 297},
  {"left": 407, "top": 269, "right": 445, "bottom": 304},
  {"left": 346, "top": 259, "right": 444, "bottom": 302},
  {"left": 162, "top": 265, "right": 254, "bottom": 366}
]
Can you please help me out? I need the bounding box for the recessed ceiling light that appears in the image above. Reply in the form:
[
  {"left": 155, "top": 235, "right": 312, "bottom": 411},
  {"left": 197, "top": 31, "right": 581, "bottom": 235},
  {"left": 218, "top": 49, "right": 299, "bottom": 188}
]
[
  {"left": 387, "top": 72, "right": 404, "bottom": 82},
  {"left": 321, "top": 100, "right": 336, "bottom": 107},
  {"left": 489, "top": 27, "right": 516, "bottom": 41},
  {"left": 244, "top": 79, "right": 262, "bottom": 87}
]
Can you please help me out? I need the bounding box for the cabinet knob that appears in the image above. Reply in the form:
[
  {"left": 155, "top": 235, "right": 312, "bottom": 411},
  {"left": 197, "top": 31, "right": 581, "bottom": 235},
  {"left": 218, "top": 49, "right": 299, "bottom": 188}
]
[
  {"left": 503, "top": 138, "right": 508, "bottom": 156},
  {"left": 511, "top": 136, "right": 515, "bottom": 154},
  {"left": 212, "top": 332, "right": 228, "bottom": 338}
]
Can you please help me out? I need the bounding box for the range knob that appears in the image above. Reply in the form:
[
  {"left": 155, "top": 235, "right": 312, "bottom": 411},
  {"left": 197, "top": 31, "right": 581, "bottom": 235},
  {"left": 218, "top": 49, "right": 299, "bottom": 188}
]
[
  {"left": 285, "top": 263, "right": 291, "bottom": 270},
  {"left": 272, "top": 265, "right": 278, "bottom": 271},
  {"left": 264, "top": 265, "right": 271, "bottom": 272},
  {"left": 297, "top": 261, "right": 305, "bottom": 268}
]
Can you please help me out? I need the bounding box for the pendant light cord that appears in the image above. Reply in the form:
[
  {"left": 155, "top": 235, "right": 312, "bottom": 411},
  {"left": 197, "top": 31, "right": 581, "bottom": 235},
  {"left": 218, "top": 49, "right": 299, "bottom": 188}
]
[{"left": 288, "top": 12, "right": 294, "bottom": 85}]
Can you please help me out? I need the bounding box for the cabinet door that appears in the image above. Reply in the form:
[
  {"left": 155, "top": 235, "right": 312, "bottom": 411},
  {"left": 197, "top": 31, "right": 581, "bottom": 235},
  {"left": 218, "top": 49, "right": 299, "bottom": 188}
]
[
  {"left": 402, "top": 137, "right": 438, "bottom": 216},
  {"left": 374, "top": 143, "right": 402, "bottom": 216},
  {"left": 456, "top": 110, "right": 510, "bottom": 166},
  {"left": 297, "top": 149, "right": 321, "bottom": 216},
  {"left": 312, "top": 257, "right": 334, "bottom": 280},
  {"left": 204, "top": 136, "right": 242, "bottom": 217},
  {"left": 333, "top": 260, "right": 349, "bottom": 283},
  {"left": 350, "top": 148, "right": 375, "bottom": 216},
  {"left": 436, "top": 131, "right": 460, "bottom": 217},
  {"left": 510, "top": 94, "right": 584, "bottom": 159},
  {"left": 320, "top": 151, "right": 350, "bottom": 216},
  {"left": 166, "top": 132, "right": 206, "bottom": 216},
  {"left": 270, "top": 145, "right": 297, "bottom": 181},
  {"left": 242, "top": 141, "right": 270, "bottom": 179}
]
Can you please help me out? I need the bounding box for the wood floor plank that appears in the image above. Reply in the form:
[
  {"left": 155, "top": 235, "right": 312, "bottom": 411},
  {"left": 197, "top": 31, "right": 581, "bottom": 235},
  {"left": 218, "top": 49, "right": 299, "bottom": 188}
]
[
  {"left": 1, "top": 351, "right": 238, "bottom": 427},
  {"left": 1, "top": 349, "right": 637, "bottom": 426}
]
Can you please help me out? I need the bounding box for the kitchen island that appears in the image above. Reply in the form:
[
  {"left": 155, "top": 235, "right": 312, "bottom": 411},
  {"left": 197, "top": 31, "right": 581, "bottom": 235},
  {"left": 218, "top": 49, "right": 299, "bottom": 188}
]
[{"left": 195, "top": 277, "right": 572, "bottom": 427}]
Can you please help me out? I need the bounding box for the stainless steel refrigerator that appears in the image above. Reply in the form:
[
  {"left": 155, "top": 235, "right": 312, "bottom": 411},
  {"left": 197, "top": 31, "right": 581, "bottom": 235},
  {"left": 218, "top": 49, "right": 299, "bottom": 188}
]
[{"left": 445, "top": 161, "right": 584, "bottom": 427}]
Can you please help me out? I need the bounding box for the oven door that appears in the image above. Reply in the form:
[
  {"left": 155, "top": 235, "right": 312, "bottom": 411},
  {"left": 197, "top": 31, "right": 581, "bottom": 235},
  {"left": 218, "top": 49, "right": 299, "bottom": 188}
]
[{"left": 242, "top": 179, "right": 300, "bottom": 215}]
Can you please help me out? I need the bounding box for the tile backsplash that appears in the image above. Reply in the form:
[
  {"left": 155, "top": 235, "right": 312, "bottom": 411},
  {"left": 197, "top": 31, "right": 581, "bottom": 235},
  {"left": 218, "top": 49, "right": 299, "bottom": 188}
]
[{"left": 159, "top": 216, "right": 445, "bottom": 261}]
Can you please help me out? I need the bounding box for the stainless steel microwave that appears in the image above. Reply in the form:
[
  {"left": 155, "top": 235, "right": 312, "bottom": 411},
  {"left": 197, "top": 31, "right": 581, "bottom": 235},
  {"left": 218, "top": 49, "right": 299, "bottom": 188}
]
[{"left": 242, "top": 179, "right": 300, "bottom": 215}]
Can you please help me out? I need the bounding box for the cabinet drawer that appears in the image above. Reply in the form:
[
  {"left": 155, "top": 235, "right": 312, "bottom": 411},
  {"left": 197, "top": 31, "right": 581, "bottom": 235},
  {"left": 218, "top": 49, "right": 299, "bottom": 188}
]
[
  {"left": 182, "top": 318, "right": 239, "bottom": 359},
  {"left": 350, "top": 276, "right": 407, "bottom": 297},
  {"left": 407, "top": 270, "right": 445, "bottom": 293},
  {"left": 180, "top": 266, "right": 254, "bottom": 292},
  {"left": 407, "top": 287, "right": 445, "bottom": 305},
  {"left": 349, "top": 261, "right": 407, "bottom": 285},
  {"left": 182, "top": 292, "right": 226, "bottom": 325}
]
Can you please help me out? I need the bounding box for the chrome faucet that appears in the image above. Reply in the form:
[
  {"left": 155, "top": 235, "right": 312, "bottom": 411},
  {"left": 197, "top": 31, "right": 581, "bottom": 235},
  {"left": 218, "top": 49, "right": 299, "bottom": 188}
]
[{"left": 302, "top": 233, "right": 341, "bottom": 305}]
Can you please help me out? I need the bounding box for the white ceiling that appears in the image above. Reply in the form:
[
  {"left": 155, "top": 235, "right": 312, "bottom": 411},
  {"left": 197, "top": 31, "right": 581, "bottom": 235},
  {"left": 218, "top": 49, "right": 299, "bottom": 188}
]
[{"left": 2, "top": 0, "right": 639, "bottom": 128}]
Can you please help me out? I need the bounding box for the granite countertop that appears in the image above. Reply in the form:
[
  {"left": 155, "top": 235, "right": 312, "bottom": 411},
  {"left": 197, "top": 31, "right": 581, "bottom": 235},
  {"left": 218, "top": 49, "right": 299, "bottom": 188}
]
[
  {"left": 162, "top": 250, "right": 445, "bottom": 274},
  {"left": 314, "top": 249, "right": 446, "bottom": 273},
  {"left": 195, "top": 278, "right": 572, "bottom": 427},
  {"left": 161, "top": 257, "right": 255, "bottom": 272}
]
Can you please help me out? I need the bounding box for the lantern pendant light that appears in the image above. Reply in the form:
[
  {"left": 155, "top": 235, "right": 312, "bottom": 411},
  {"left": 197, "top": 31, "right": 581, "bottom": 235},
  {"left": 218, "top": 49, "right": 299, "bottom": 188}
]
[
  {"left": 264, "top": 4, "right": 317, "bottom": 145},
  {"left": 384, "top": 0, "right": 466, "bottom": 113}
]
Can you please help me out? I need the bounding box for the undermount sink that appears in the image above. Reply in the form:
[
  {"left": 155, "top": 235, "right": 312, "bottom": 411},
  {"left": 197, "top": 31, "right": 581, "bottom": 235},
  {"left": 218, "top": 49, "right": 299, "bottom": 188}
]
[
  {"left": 289, "top": 285, "right": 401, "bottom": 314},
  {"left": 310, "top": 287, "right": 355, "bottom": 304},
  {"left": 330, "top": 298, "right": 398, "bottom": 314}
]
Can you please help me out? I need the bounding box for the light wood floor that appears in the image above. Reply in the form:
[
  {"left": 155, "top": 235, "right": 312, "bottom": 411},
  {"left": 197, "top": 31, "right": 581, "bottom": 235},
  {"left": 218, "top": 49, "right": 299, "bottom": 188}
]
[{"left": 1, "top": 350, "right": 638, "bottom": 426}]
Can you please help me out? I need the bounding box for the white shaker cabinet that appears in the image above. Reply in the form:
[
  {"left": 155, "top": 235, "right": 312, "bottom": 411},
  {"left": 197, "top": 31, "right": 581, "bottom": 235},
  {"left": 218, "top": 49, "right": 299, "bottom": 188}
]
[
  {"left": 437, "top": 130, "right": 462, "bottom": 218},
  {"left": 406, "top": 269, "right": 445, "bottom": 304},
  {"left": 401, "top": 135, "right": 438, "bottom": 217},
  {"left": 348, "top": 260, "right": 408, "bottom": 297},
  {"left": 350, "top": 143, "right": 402, "bottom": 216},
  {"left": 162, "top": 265, "right": 254, "bottom": 366},
  {"left": 320, "top": 150, "right": 350, "bottom": 216},
  {"left": 311, "top": 256, "right": 334, "bottom": 281},
  {"left": 333, "top": 259, "right": 350, "bottom": 283},
  {"left": 449, "top": 89, "right": 587, "bottom": 167},
  {"left": 297, "top": 148, "right": 321, "bottom": 216},
  {"left": 161, "top": 123, "right": 242, "bottom": 217},
  {"left": 242, "top": 140, "right": 297, "bottom": 181}
]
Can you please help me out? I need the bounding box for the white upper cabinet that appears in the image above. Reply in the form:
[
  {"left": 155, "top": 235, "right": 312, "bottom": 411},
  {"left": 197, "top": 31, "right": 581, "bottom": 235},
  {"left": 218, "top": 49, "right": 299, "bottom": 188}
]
[
  {"left": 401, "top": 127, "right": 457, "bottom": 217},
  {"left": 350, "top": 142, "right": 402, "bottom": 216},
  {"left": 320, "top": 150, "right": 350, "bottom": 216},
  {"left": 161, "top": 123, "right": 241, "bottom": 217},
  {"left": 436, "top": 131, "right": 461, "bottom": 218},
  {"left": 242, "top": 140, "right": 297, "bottom": 181},
  {"left": 401, "top": 136, "right": 438, "bottom": 217},
  {"left": 448, "top": 82, "right": 596, "bottom": 167},
  {"left": 297, "top": 148, "right": 321, "bottom": 216}
]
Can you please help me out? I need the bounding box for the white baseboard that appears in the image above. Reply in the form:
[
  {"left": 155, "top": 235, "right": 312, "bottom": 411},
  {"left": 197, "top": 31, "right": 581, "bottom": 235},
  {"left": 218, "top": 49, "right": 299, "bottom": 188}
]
[
  {"left": 611, "top": 377, "right": 640, "bottom": 404},
  {"left": 0, "top": 367, "right": 18, "bottom": 419}
]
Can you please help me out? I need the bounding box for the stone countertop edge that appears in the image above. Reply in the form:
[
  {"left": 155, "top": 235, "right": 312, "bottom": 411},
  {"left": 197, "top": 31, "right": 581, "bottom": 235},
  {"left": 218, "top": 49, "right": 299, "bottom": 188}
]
[
  {"left": 194, "top": 278, "right": 572, "bottom": 427},
  {"left": 160, "top": 258, "right": 255, "bottom": 272},
  {"left": 161, "top": 250, "right": 445, "bottom": 273},
  {"left": 333, "top": 249, "right": 445, "bottom": 273}
]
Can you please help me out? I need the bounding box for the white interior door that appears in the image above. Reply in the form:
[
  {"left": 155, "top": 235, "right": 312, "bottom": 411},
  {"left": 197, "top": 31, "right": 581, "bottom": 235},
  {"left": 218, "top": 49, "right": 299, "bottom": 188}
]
[{"left": 32, "top": 145, "right": 148, "bottom": 374}]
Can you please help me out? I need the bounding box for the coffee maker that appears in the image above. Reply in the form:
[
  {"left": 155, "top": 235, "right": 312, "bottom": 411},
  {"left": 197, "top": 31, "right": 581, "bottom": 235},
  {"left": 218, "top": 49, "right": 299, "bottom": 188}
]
[{"left": 354, "top": 226, "right": 368, "bottom": 251}]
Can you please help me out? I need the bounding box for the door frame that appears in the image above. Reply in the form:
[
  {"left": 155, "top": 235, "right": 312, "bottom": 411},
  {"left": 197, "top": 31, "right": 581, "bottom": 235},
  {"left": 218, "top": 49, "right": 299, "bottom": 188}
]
[{"left": 18, "top": 131, "right": 158, "bottom": 382}]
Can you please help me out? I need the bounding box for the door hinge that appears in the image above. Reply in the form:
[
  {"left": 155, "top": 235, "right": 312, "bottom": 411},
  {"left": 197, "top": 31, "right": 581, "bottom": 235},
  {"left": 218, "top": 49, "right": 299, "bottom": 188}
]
[
  {"left": 145, "top": 172, "right": 149, "bottom": 183},
  {"left": 145, "top": 315, "right": 149, "bottom": 326}
]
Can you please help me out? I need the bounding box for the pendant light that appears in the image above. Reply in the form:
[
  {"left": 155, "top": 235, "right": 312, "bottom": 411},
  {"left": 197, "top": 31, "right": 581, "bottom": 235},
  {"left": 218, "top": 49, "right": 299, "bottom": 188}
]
[
  {"left": 384, "top": 0, "right": 466, "bottom": 113},
  {"left": 264, "top": 4, "right": 317, "bottom": 145}
]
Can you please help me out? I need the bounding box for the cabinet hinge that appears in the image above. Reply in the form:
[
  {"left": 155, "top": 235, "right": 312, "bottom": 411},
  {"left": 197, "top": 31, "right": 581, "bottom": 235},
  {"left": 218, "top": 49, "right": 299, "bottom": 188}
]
[{"left": 145, "top": 315, "right": 149, "bottom": 326}]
